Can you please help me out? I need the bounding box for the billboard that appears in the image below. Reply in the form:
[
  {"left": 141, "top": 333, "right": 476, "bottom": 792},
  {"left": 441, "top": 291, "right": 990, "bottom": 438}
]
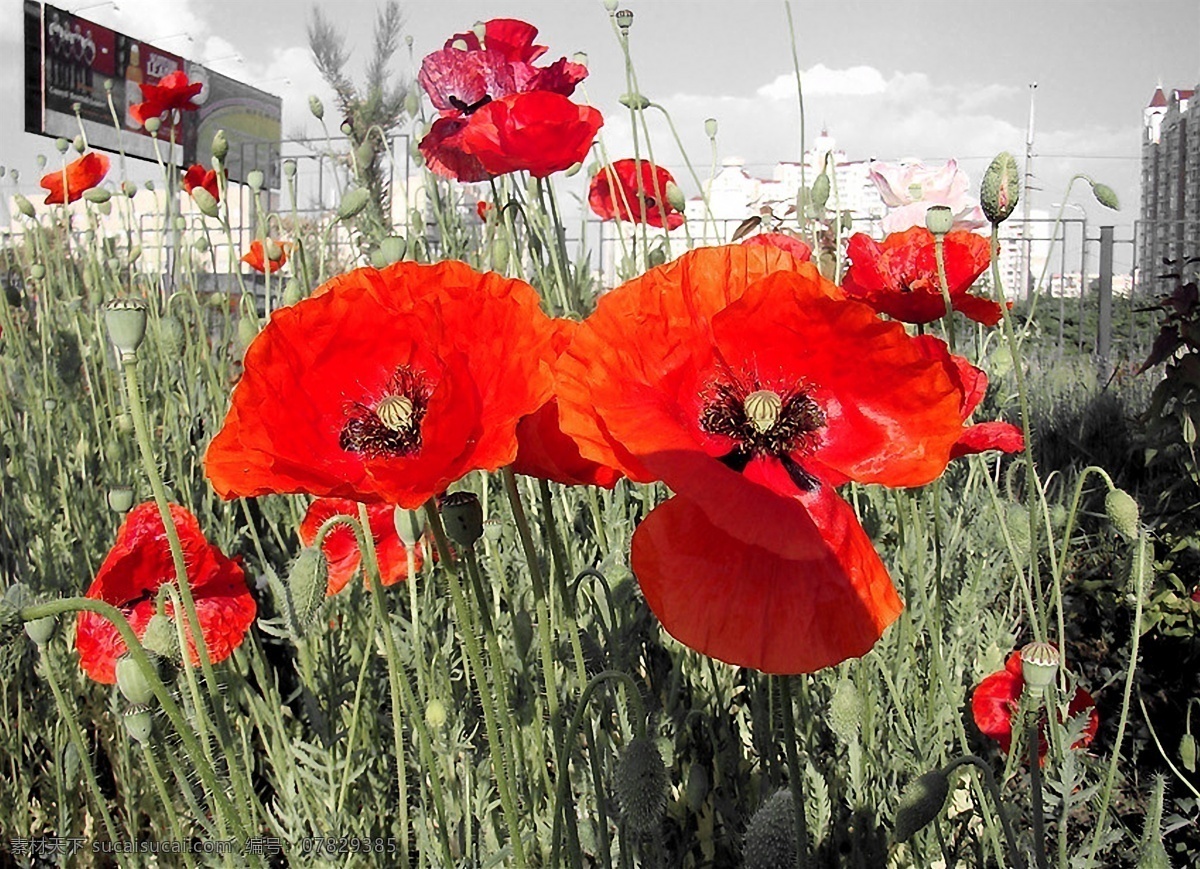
[{"left": 24, "top": 1, "right": 281, "bottom": 186}]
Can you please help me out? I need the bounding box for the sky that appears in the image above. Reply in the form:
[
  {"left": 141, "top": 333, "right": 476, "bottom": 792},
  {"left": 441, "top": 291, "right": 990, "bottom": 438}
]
[{"left": 2, "top": 0, "right": 1198, "bottom": 275}]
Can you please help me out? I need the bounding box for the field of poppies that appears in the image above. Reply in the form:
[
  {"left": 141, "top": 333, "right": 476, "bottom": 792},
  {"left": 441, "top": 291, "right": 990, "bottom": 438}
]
[{"left": 2, "top": 8, "right": 1199, "bottom": 869}]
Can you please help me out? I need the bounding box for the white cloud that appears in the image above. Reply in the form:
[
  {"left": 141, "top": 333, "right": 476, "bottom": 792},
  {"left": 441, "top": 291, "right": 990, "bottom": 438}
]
[{"left": 757, "top": 64, "right": 890, "bottom": 99}]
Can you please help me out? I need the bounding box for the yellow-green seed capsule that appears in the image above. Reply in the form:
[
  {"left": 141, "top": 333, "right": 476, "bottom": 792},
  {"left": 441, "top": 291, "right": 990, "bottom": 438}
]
[
  {"left": 744, "top": 390, "right": 782, "bottom": 434},
  {"left": 925, "top": 204, "right": 953, "bottom": 235},
  {"left": 124, "top": 706, "right": 153, "bottom": 743},
  {"left": 115, "top": 656, "right": 156, "bottom": 705}
]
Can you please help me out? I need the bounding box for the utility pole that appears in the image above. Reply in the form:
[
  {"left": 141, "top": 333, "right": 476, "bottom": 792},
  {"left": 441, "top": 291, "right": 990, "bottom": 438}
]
[{"left": 1022, "top": 82, "right": 1038, "bottom": 301}]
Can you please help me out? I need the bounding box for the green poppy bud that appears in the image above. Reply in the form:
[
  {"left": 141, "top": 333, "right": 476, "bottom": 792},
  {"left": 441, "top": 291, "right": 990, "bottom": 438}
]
[
  {"left": 158, "top": 315, "right": 184, "bottom": 353},
  {"left": 144, "top": 180, "right": 155, "bottom": 192},
  {"left": 925, "top": 204, "right": 954, "bottom": 235},
  {"left": 144, "top": 117, "right": 161, "bottom": 134},
  {"left": 36, "top": 155, "right": 47, "bottom": 170},
  {"left": 573, "top": 51, "right": 588, "bottom": 67},
  {"left": 981, "top": 152, "right": 1020, "bottom": 224},
  {"left": 29, "top": 264, "right": 46, "bottom": 280},
  {"left": 743, "top": 789, "right": 796, "bottom": 866},
  {"left": 140, "top": 614, "right": 179, "bottom": 660},
  {"left": 619, "top": 92, "right": 650, "bottom": 110},
  {"left": 337, "top": 187, "right": 371, "bottom": 220},
  {"left": 1090, "top": 181, "right": 1119, "bottom": 211},
  {"left": 441, "top": 490, "right": 483, "bottom": 548},
  {"left": 82, "top": 187, "right": 110, "bottom": 204},
  {"left": 55, "top": 137, "right": 69, "bottom": 153},
  {"left": 123, "top": 705, "right": 153, "bottom": 743},
  {"left": 236, "top": 314, "right": 258, "bottom": 353},
  {"left": 665, "top": 181, "right": 686, "bottom": 214},
  {"left": 828, "top": 676, "right": 861, "bottom": 743},
  {"left": 403, "top": 88, "right": 419, "bottom": 117},
  {"left": 104, "top": 298, "right": 148, "bottom": 359},
  {"left": 308, "top": 95, "right": 324, "bottom": 120},
  {"left": 73, "top": 135, "right": 85, "bottom": 153},
  {"left": 246, "top": 170, "right": 264, "bottom": 190},
  {"left": 603, "top": 0, "right": 619, "bottom": 10},
  {"left": 282, "top": 279, "right": 303, "bottom": 307},
  {"left": 97, "top": 200, "right": 112, "bottom": 215},
  {"left": 564, "top": 161, "right": 583, "bottom": 177},
  {"left": 14, "top": 195, "right": 35, "bottom": 218},
  {"left": 210, "top": 128, "right": 228, "bottom": 161},
  {"left": 811, "top": 173, "right": 831, "bottom": 211},
  {"left": 191, "top": 187, "right": 219, "bottom": 218},
  {"left": 286, "top": 546, "right": 329, "bottom": 629},
  {"left": 684, "top": 764, "right": 709, "bottom": 812},
  {"left": 282, "top": 159, "right": 296, "bottom": 179},
  {"left": 450, "top": 38, "right": 469, "bottom": 51},
  {"left": 128, "top": 245, "right": 142, "bottom": 263},
  {"left": 193, "top": 235, "right": 210, "bottom": 253},
  {"left": 512, "top": 609, "right": 534, "bottom": 660},
  {"left": 614, "top": 737, "right": 667, "bottom": 837},
  {"left": 340, "top": 121, "right": 353, "bottom": 136},
  {"left": 122, "top": 180, "right": 138, "bottom": 198},
  {"left": 893, "top": 769, "right": 950, "bottom": 843},
  {"left": 378, "top": 236, "right": 406, "bottom": 265},
  {"left": 107, "top": 486, "right": 134, "bottom": 513},
  {"left": 263, "top": 237, "right": 283, "bottom": 261},
  {"left": 425, "top": 698, "right": 447, "bottom": 729},
  {"left": 1181, "top": 732, "right": 1197, "bottom": 773},
  {"left": 1105, "top": 488, "right": 1139, "bottom": 539},
  {"left": 115, "top": 656, "right": 156, "bottom": 705}
]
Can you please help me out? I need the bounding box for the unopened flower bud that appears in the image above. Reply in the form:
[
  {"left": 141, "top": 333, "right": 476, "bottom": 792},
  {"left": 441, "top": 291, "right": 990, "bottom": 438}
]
[
  {"left": 425, "top": 698, "right": 447, "bottom": 728},
  {"left": 564, "top": 161, "right": 583, "bottom": 177},
  {"left": 236, "top": 314, "right": 258, "bottom": 352},
  {"left": 810, "top": 173, "right": 831, "bottom": 211},
  {"left": 925, "top": 204, "right": 953, "bottom": 236},
  {"left": 144, "top": 117, "right": 161, "bottom": 134},
  {"left": 603, "top": 0, "right": 619, "bottom": 13},
  {"left": 615, "top": 737, "right": 667, "bottom": 837},
  {"left": 340, "top": 121, "right": 353, "bottom": 136},
  {"left": 107, "top": 486, "right": 134, "bottom": 513},
  {"left": 1181, "top": 732, "right": 1197, "bottom": 773},
  {"left": 282, "top": 279, "right": 303, "bottom": 307},
  {"left": 512, "top": 609, "right": 534, "bottom": 660},
  {"left": 403, "top": 88, "right": 420, "bottom": 117},
  {"left": 191, "top": 187, "right": 219, "bottom": 218},
  {"left": 393, "top": 509, "right": 423, "bottom": 548},
  {"left": 263, "top": 237, "right": 283, "bottom": 261},
  {"left": 378, "top": 235, "right": 406, "bottom": 265},
  {"left": 122, "top": 180, "right": 138, "bottom": 198},
  {"left": 472, "top": 20, "right": 487, "bottom": 41},
  {"left": 55, "top": 137, "right": 69, "bottom": 153},
  {"left": 981, "top": 152, "right": 1020, "bottom": 224},
  {"left": 743, "top": 789, "right": 796, "bottom": 865},
  {"left": 614, "top": 8, "right": 634, "bottom": 31},
  {"left": 83, "top": 187, "right": 111, "bottom": 204},
  {"left": 116, "top": 655, "right": 156, "bottom": 705},
  {"left": 287, "top": 546, "right": 329, "bottom": 628},
  {"left": 893, "top": 769, "right": 950, "bottom": 843},
  {"left": 104, "top": 298, "right": 148, "bottom": 358},
  {"left": 14, "top": 194, "right": 35, "bottom": 218},
  {"left": 704, "top": 117, "right": 718, "bottom": 138},
  {"left": 29, "top": 264, "right": 46, "bottom": 280},
  {"left": 123, "top": 705, "right": 153, "bottom": 743},
  {"left": 36, "top": 155, "right": 47, "bottom": 170},
  {"left": 441, "top": 490, "right": 483, "bottom": 548},
  {"left": 246, "top": 170, "right": 264, "bottom": 190},
  {"left": 140, "top": 614, "right": 179, "bottom": 660},
  {"left": 450, "top": 38, "right": 469, "bottom": 51},
  {"left": 1090, "top": 181, "right": 1119, "bottom": 211},
  {"left": 1020, "top": 642, "right": 1059, "bottom": 694},
  {"left": 337, "top": 187, "right": 370, "bottom": 220},
  {"left": 665, "top": 181, "right": 686, "bottom": 214},
  {"left": 71, "top": 102, "right": 82, "bottom": 114},
  {"left": 619, "top": 92, "right": 650, "bottom": 110},
  {"left": 73, "top": 135, "right": 85, "bottom": 153},
  {"left": 144, "top": 180, "right": 155, "bottom": 192},
  {"left": 193, "top": 235, "right": 210, "bottom": 253},
  {"left": 1105, "top": 488, "right": 1139, "bottom": 539},
  {"left": 211, "top": 129, "right": 228, "bottom": 161},
  {"left": 308, "top": 95, "right": 324, "bottom": 120}
]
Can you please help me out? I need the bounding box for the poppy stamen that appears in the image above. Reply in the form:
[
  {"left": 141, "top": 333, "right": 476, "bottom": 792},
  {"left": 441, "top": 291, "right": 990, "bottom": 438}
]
[{"left": 340, "top": 365, "right": 432, "bottom": 458}]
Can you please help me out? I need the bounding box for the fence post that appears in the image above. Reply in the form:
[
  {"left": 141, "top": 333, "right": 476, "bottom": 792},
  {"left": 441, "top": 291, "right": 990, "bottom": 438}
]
[{"left": 1097, "top": 225, "right": 1114, "bottom": 373}]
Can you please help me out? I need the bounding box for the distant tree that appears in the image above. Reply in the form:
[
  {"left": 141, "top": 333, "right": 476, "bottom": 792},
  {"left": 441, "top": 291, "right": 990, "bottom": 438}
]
[{"left": 308, "top": 1, "right": 410, "bottom": 243}]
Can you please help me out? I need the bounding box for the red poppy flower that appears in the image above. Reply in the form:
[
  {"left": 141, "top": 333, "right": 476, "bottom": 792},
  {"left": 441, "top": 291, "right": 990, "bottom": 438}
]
[
  {"left": 241, "top": 240, "right": 289, "bottom": 274},
  {"left": 299, "top": 498, "right": 423, "bottom": 595},
  {"left": 74, "top": 503, "right": 256, "bottom": 684},
  {"left": 742, "top": 232, "right": 812, "bottom": 262},
  {"left": 842, "top": 227, "right": 1000, "bottom": 326},
  {"left": 40, "top": 152, "right": 110, "bottom": 205},
  {"left": 557, "top": 245, "right": 988, "bottom": 672},
  {"left": 589, "top": 159, "right": 684, "bottom": 230},
  {"left": 444, "top": 91, "right": 600, "bottom": 180},
  {"left": 182, "top": 164, "right": 224, "bottom": 201},
  {"left": 447, "top": 18, "right": 548, "bottom": 64},
  {"left": 130, "top": 70, "right": 203, "bottom": 127},
  {"left": 476, "top": 200, "right": 492, "bottom": 222},
  {"left": 514, "top": 319, "right": 623, "bottom": 488},
  {"left": 205, "top": 260, "right": 557, "bottom": 508},
  {"left": 911, "top": 335, "right": 1024, "bottom": 459},
  {"left": 971, "top": 650, "right": 1099, "bottom": 757}
]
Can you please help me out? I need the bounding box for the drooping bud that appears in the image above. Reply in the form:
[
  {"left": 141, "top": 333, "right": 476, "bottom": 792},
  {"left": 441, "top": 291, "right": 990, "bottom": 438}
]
[
  {"left": 614, "top": 737, "right": 668, "bottom": 837},
  {"left": 425, "top": 698, "right": 447, "bottom": 728},
  {"left": 84, "top": 187, "right": 111, "bottom": 204},
  {"left": 246, "top": 170, "right": 264, "bottom": 191},
  {"left": 115, "top": 655, "right": 156, "bottom": 705},
  {"left": 981, "top": 152, "right": 1020, "bottom": 224},
  {"left": 378, "top": 235, "right": 406, "bottom": 265},
  {"left": 1180, "top": 731, "right": 1196, "bottom": 773},
  {"left": 144, "top": 117, "right": 161, "bottom": 134},
  {"left": 1019, "top": 641, "right": 1059, "bottom": 695},
  {"left": 619, "top": 92, "right": 650, "bottom": 110},
  {"left": 211, "top": 129, "right": 228, "bottom": 161},
  {"left": 1104, "top": 488, "right": 1139, "bottom": 539},
  {"left": 441, "top": 490, "right": 483, "bottom": 548},
  {"left": 665, "top": 181, "right": 686, "bottom": 214},
  {"left": 139, "top": 614, "right": 179, "bottom": 660},
  {"left": 614, "top": 8, "right": 634, "bottom": 32},
  {"left": 263, "top": 237, "right": 283, "bottom": 261},
  {"left": 1090, "top": 181, "right": 1119, "bottom": 211},
  {"left": 287, "top": 546, "right": 329, "bottom": 626},
  {"left": 104, "top": 298, "right": 149, "bottom": 359},
  {"left": 403, "top": 88, "right": 420, "bottom": 117},
  {"left": 122, "top": 180, "right": 138, "bottom": 198},
  {"left": 565, "top": 161, "right": 583, "bottom": 178},
  {"left": 925, "top": 204, "right": 953, "bottom": 236},
  {"left": 683, "top": 763, "right": 709, "bottom": 811},
  {"left": 123, "top": 705, "right": 153, "bottom": 743},
  {"left": 337, "top": 187, "right": 371, "bottom": 220},
  {"left": 810, "top": 173, "right": 831, "bottom": 211},
  {"left": 512, "top": 609, "right": 534, "bottom": 660},
  {"left": 236, "top": 314, "right": 259, "bottom": 353},
  {"left": 158, "top": 315, "right": 184, "bottom": 353},
  {"left": 282, "top": 279, "right": 303, "bottom": 307},
  {"left": 828, "top": 676, "right": 862, "bottom": 743},
  {"left": 893, "top": 768, "right": 950, "bottom": 843},
  {"left": 742, "top": 789, "right": 796, "bottom": 867},
  {"left": 193, "top": 236, "right": 210, "bottom": 253},
  {"left": 191, "top": 187, "right": 219, "bottom": 218},
  {"left": 128, "top": 244, "right": 142, "bottom": 263},
  {"left": 393, "top": 509, "right": 423, "bottom": 548},
  {"left": 107, "top": 486, "right": 134, "bottom": 513},
  {"left": 14, "top": 195, "right": 35, "bottom": 218},
  {"left": 308, "top": 95, "right": 325, "bottom": 120},
  {"left": 704, "top": 117, "right": 718, "bottom": 138}
]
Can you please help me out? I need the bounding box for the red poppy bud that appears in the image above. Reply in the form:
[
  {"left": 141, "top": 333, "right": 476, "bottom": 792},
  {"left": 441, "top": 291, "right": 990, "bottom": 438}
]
[{"left": 981, "top": 152, "right": 1019, "bottom": 224}]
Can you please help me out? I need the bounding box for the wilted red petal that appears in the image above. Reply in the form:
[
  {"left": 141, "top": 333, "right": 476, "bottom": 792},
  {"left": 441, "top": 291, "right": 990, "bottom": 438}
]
[
  {"left": 631, "top": 485, "right": 901, "bottom": 674},
  {"left": 40, "top": 152, "right": 110, "bottom": 205},
  {"left": 588, "top": 159, "right": 683, "bottom": 230},
  {"left": 299, "top": 498, "right": 421, "bottom": 594},
  {"left": 74, "top": 503, "right": 255, "bottom": 684},
  {"left": 420, "top": 116, "right": 493, "bottom": 183}
]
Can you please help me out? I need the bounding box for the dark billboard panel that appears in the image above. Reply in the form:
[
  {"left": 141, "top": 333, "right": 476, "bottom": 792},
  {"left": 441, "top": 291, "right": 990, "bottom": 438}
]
[{"left": 24, "top": 1, "right": 281, "bottom": 184}]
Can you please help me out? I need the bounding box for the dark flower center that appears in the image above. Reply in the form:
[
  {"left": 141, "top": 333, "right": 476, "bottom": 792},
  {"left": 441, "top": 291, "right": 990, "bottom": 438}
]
[
  {"left": 449, "top": 94, "right": 493, "bottom": 115},
  {"left": 340, "top": 365, "right": 432, "bottom": 458},
  {"left": 699, "top": 377, "right": 825, "bottom": 490}
]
